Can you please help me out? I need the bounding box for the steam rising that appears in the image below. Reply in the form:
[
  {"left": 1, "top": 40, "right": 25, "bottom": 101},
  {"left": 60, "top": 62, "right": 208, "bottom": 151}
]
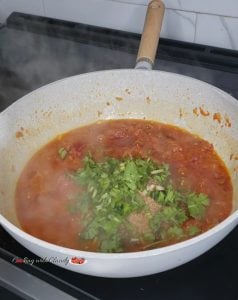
[
  {"left": 0, "top": 25, "right": 135, "bottom": 111},
  {"left": 0, "top": 21, "right": 237, "bottom": 113}
]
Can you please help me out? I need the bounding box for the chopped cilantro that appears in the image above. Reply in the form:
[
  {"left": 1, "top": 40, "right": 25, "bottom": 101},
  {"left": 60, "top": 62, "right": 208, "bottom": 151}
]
[
  {"left": 101, "top": 236, "right": 122, "bottom": 253},
  {"left": 143, "top": 232, "right": 156, "bottom": 242},
  {"left": 187, "top": 225, "right": 201, "bottom": 236},
  {"left": 187, "top": 193, "right": 209, "bottom": 219},
  {"left": 167, "top": 226, "right": 184, "bottom": 238},
  {"left": 150, "top": 206, "right": 188, "bottom": 232},
  {"left": 68, "top": 154, "right": 210, "bottom": 252}
]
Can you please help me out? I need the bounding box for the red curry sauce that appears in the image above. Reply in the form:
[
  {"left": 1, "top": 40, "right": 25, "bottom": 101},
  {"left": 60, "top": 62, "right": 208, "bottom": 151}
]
[{"left": 15, "top": 120, "right": 232, "bottom": 251}]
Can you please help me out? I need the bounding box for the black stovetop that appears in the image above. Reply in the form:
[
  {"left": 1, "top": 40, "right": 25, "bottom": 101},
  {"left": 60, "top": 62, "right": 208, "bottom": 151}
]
[{"left": 0, "top": 12, "right": 238, "bottom": 300}]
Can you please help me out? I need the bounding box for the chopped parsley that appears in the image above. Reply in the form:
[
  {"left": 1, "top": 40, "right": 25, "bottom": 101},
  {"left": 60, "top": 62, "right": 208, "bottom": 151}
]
[{"left": 68, "top": 154, "right": 210, "bottom": 252}]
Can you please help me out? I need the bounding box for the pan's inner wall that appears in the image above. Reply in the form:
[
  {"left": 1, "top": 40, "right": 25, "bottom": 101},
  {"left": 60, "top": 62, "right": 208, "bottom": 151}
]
[{"left": 0, "top": 70, "right": 238, "bottom": 226}]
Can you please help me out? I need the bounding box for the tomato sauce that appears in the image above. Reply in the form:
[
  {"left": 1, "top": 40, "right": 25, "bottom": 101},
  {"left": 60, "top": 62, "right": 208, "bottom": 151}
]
[{"left": 15, "top": 120, "right": 233, "bottom": 251}]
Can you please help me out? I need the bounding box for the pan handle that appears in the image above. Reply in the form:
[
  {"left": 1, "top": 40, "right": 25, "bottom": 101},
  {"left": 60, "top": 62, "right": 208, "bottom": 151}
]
[{"left": 135, "top": 0, "right": 165, "bottom": 70}]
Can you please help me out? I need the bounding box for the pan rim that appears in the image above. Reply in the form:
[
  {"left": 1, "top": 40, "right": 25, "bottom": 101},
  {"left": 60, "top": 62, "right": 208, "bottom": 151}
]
[{"left": 1, "top": 68, "right": 238, "bottom": 117}]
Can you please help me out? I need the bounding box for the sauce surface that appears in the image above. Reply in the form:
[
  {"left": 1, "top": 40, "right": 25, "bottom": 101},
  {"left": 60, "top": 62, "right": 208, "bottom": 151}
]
[{"left": 15, "top": 120, "right": 232, "bottom": 252}]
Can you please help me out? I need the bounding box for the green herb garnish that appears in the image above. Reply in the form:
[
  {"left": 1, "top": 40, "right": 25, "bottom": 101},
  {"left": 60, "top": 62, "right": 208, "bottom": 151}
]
[
  {"left": 58, "top": 147, "right": 68, "bottom": 160},
  {"left": 187, "top": 193, "right": 209, "bottom": 219},
  {"left": 187, "top": 225, "right": 201, "bottom": 236},
  {"left": 68, "top": 154, "right": 209, "bottom": 252}
]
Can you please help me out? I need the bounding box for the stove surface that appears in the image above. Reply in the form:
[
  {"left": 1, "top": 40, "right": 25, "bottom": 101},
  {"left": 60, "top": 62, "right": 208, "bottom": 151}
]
[{"left": 0, "top": 12, "right": 238, "bottom": 300}]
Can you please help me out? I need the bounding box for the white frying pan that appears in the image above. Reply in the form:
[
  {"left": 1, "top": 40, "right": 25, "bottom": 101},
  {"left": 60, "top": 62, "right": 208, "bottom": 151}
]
[{"left": 0, "top": 1, "right": 238, "bottom": 278}]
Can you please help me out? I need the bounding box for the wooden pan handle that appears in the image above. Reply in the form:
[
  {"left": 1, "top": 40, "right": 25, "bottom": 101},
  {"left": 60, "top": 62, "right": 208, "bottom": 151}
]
[{"left": 136, "top": 0, "right": 165, "bottom": 69}]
